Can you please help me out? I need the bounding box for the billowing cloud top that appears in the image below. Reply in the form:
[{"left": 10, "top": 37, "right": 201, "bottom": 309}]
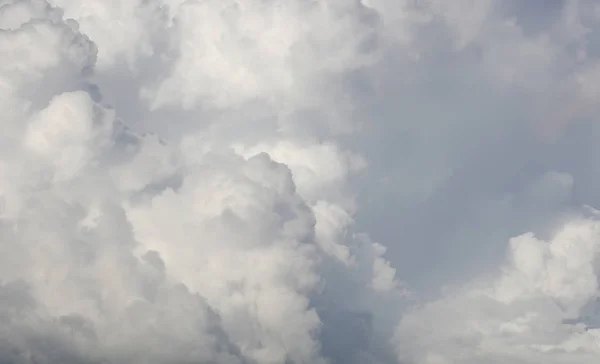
[{"left": 1, "top": 0, "right": 600, "bottom": 363}]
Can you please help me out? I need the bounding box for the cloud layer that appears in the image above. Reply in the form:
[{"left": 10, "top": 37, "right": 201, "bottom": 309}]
[{"left": 2, "top": 0, "right": 600, "bottom": 363}]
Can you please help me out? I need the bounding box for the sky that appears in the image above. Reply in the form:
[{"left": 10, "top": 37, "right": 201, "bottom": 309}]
[{"left": 1, "top": 0, "right": 600, "bottom": 363}]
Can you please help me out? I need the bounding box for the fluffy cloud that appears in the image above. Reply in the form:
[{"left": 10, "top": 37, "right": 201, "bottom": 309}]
[
  {"left": 394, "top": 213, "right": 600, "bottom": 364},
  {"left": 2, "top": 0, "right": 600, "bottom": 363},
  {"left": 0, "top": 1, "right": 398, "bottom": 363}
]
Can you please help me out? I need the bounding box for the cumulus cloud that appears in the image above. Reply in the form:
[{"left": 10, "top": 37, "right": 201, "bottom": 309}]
[
  {"left": 394, "top": 213, "right": 600, "bottom": 364},
  {"left": 2, "top": 0, "right": 600, "bottom": 363}
]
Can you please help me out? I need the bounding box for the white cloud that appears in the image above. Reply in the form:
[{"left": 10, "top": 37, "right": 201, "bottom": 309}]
[
  {"left": 0, "top": 1, "right": 399, "bottom": 362},
  {"left": 131, "top": 0, "right": 382, "bottom": 124},
  {"left": 46, "top": 0, "right": 164, "bottom": 68},
  {"left": 124, "top": 151, "right": 324, "bottom": 363},
  {"left": 394, "top": 214, "right": 600, "bottom": 364},
  {"left": 3, "top": 0, "right": 600, "bottom": 363}
]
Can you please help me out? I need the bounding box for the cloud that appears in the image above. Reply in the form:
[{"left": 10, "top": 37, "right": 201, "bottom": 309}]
[
  {"left": 0, "top": 1, "right": 401, "bottom": 363},
  {"left": 141, "top": 0, "right": 380, "bottom": 111},
  {"left": 3, "top": 0, "right": 600, "bottom": 363},
  {"left": 394, "top": 213, "right": 600, "bottom": 364}
]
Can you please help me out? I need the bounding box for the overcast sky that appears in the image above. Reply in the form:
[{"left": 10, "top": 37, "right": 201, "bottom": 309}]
[{"left": 2, "top": 0, "right": 600, "bottom": 363}]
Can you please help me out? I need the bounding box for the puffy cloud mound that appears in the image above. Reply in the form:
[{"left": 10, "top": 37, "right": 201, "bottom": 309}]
[
  {"left": 395, "top": 213, "right": 600, "bottom": 364},
  {"left": 2, "top": 0, "right": 600, "bottom": 363}
]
